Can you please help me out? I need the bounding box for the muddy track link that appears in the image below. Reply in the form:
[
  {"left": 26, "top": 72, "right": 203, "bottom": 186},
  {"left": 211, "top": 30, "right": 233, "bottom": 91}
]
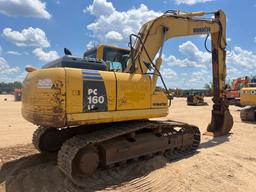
[
  {"left": 240, "top": 106, "right": 256, "bottom": 121},
  {"left": 57, "top": 120, "right": 200, "bottom": 186},
  {"left": 32, "top": 127, "right": 74, "bottom": 153},
  {"left": 32, "top": 127, "right": 50, "bottom": 152}
]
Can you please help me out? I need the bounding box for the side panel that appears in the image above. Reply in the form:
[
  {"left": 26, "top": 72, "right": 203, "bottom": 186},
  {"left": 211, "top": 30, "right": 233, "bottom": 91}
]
[
  {"left": 66, "top": 69, "right": 83, "bottom": 113},
  {"left": 240, "top": 88, "right": 256, "bottom": 106},
  {"left": 66, "top": 69, "right": 116, "bottom": 114},
  {"left": 100, "top": 71, "right": 116, "bottom": 111},
  {"left": 115, "top": 73, "right": 151, "bottom": 110},
  {"left": 151, "top": 92, "right": 168, "bottom": 109}
]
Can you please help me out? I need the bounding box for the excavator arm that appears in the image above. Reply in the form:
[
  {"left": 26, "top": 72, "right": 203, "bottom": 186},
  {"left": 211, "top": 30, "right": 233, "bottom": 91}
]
[{"left": 126, "top": 10, "right": 233, "bottom": 136}]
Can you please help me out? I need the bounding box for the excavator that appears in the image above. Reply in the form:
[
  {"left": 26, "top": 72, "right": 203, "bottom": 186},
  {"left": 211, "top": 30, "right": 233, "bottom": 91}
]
[
  {"left": 240, "top": 77, "right": 256, "bottom": 121},
  {"left": 22, "top": 10, "right": 233, "bottom": 184},
  {"left": 225, "top": 76, "right": 250, "bottom": 106},
  {"left": 187, "top": 92, "right": 207, "bottom": 106}
]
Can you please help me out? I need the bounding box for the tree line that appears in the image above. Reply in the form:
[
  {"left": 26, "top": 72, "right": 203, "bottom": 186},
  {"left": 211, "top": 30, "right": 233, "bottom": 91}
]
[{"left": 0, "top": 82, "right": 23, "bottom": 93}]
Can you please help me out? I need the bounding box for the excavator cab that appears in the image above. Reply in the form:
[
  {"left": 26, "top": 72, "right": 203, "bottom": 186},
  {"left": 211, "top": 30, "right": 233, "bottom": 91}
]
[{"left": 84, "top": 45, "right": 130, "bottom": 72}]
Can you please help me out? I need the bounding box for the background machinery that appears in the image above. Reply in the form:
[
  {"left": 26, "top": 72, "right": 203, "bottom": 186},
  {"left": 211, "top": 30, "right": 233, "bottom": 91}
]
[
  {"left": 240, "top": 76, "right": 256, "bottom": 121},
  {"left": 22, "top": 10, "right": 233, "bottom": 184},
  {"left": 187, "top": 92, "right": 207, "bottom": 106},
  {"left": 225, "top": 76, "right": 250, "bottom": 106}
]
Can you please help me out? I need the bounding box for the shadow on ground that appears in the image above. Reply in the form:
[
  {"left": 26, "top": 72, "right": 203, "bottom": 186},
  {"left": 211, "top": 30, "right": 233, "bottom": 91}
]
[
  {"left": 0, "top": 149, "right": 198, "bottom": 192},
  {"left": 199, "top": 133, "right": 231, "bottom": 149}
]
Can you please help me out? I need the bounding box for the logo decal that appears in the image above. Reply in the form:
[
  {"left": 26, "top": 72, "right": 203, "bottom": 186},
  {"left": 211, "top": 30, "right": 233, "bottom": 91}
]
[{"left": 193, "top": 27, "right": 211, "bottom": 33}]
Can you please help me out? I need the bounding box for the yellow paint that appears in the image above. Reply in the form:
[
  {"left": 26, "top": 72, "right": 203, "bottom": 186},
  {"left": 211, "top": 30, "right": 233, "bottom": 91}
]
[
  {"left": 66, "top": 68, "right": 83, "bottom": 113},
  {"left": 67, "top": 108, "right": 168, "bottom": 126},
  {"left": 96, "top": 44, "right": 129, "bottom": 59},
  {"left": 240, "top": 87, "right": 256, "bottom": 106},
  {"left": 115, "top": 72, "right": 151, "bottom": 110},
  {"left": 22, "top": 68, "right": 66, "bottom": 128},
  {"left": 96, "top": 44, "right": 104, "bottom": 59},
  {"left": 151, "top": 92, "right": 168, "bottom": 108},
  {"left": 99, "top": 71, "right": 116, "bottom": 111}
]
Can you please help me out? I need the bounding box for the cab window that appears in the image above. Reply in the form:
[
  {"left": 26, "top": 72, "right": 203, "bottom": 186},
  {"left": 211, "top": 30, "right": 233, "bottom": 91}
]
[
  {"left": 84, "top": 48, "right": 97, "bottom": 58},
  {"left": 103, "top": 47, "right": 130, "bottom": 72}
]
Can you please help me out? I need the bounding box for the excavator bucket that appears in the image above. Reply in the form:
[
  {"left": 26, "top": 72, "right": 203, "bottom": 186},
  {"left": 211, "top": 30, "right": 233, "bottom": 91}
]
[{"left": 204, "top": 104, "right": 234, "bottom": 137}]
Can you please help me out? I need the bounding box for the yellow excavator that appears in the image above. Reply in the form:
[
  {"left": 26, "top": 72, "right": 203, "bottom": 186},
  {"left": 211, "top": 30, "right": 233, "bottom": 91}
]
[
  {"left": 22, "top": 10, "right": 233, "bottom": 184},
  {"left": 187, "top": 92, "right": 207, "bottom": 106},
  {"left": 240, "top": 79, "right": 256, "bottom": 121}
]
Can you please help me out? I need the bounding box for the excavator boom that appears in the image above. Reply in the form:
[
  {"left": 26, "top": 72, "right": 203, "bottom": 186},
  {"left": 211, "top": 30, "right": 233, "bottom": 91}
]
[{"left": 126, "top": 10, "right": 233, "bottom": 136}]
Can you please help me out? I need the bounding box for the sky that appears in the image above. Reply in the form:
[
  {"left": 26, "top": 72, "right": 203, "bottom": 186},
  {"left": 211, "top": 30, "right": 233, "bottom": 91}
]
[{"left": 0, "top": 0, "right": 256, "bottom": 88}]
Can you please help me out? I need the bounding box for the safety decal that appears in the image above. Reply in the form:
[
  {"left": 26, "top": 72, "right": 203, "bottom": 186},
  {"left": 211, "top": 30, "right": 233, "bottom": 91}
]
[{"left": 82, "top": 69, "right": 108, "bottom": 112}]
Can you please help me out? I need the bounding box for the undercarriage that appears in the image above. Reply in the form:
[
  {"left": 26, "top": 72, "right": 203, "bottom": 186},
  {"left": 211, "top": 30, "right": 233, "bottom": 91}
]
[
  {"left": 32, "top": 120, "right": 200, "bottom": 186},
  {"left": 240, "top": 106, "right": 256, "bottom": 122}
]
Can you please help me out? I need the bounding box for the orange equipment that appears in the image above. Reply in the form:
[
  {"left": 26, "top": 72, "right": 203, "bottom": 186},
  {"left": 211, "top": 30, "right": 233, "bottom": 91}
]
[{"left": 225, "top": 76, "right": 249, "bottom": 105}]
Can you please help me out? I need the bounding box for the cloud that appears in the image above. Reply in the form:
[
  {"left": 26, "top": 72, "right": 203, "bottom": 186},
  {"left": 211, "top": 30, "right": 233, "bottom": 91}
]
[
  {"left": 6, "top": 51, "right": 22, "bottom": 56},
  {"left": 161, "top": 68, "right": 177, "bottom": 79},
  {"left": 2, "top": 27, "right": 50, "bottom": 47},
  {"left": 160, "top": 41, "right": 213, "bottom": 88},
  {"left": 163, "top": 41, "right": 211, "bottom": 69},
  {"left": 85, "top": 0, "right": 115, "bottom": 16},
  {"left": 179, "top": 41, "right": 211, "bottom": 63},
  {"left": 86, "top": 40, "right": 97, "bottom": 50},
  {"left": 0, "top": 0, "right": 51, "bottom": 19},
  {"left": 0, "top": 46, "right": 24, "bottom": 82},
  {"left": 105, "top": 31, "right": 123, "bottom": 41},
  {"left": 85, "top": 0, "right": 161, "bottom": 43},
  {"left": 0, "top": 45, "right": 2, "bottom": 55},
  {"left": 162, "top": 41, "right": 256, "bottom": 88},
  {"left": 0, "top": 57, "right": 20, "bottom": 81},
  {"left": 227, "top": 66, "right": 242, "bottom": 79},
  {"left": 175, "top": 0, "right": 214, "bottom": 5},
  {"left": 0, "top": 57, "right": 7, "bottom": 66},
  {"left": 227, "top": 46, "right": 256, "bottom": 70},
  {"left": 33, "top": 48, "right": 59, "bottom": 62}
]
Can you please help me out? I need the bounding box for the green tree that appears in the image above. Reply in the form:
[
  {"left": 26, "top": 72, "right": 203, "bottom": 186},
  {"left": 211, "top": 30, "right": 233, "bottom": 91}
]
[
  {"left": 0, "top": 81, "right": 23, "bottom": 93},
  {"left": 204, "top": 82, "right": 213, "bottom": 95}
]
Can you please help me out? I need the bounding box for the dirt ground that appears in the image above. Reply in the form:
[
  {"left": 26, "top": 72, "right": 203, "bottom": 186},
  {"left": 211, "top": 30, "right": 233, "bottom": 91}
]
[{"left": 0, "top": 95, "right": 256, "bottom": 192}]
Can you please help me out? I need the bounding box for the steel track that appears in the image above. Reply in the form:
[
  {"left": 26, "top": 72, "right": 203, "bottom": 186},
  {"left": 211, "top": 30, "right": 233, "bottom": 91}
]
[
  {"left": 57, "top": 120, "right": 201, "bottom": 187},
  {"left": 32, "top": 127, "right": 49, "bottom": 152}
]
